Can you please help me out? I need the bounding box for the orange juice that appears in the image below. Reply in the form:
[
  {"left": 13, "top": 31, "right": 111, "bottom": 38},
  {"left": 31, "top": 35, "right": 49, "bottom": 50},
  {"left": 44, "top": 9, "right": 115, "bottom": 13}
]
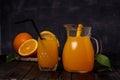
[
  {"left": 62, "top": 36, "right": 94, "bottom": 73},
  {"left": 37, "top": 38, "right": 58, "bottom": 71}
]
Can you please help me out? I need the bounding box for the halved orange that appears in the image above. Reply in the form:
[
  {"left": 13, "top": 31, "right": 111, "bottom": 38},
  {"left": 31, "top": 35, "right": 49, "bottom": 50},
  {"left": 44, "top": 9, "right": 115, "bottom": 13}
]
[
  {"left": 18, "top": 39, "right": 38, "bottom": 56},
  {"left": 40, "top": 31, "right": 60, "bottom": 47},
  {"left": 13, "top": 32, "right": 33, "bottom": 52}
]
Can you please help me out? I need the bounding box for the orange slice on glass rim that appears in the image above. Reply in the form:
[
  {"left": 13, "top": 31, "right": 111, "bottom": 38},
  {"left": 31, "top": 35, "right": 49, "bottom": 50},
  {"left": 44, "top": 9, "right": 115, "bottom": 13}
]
[{"left": 40, "top": 31, "right": 60, "bottom": 47}]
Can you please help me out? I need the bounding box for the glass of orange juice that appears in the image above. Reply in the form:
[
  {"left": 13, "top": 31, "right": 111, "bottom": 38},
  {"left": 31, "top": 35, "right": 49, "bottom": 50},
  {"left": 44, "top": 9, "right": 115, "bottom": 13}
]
[{"left": 37, "top": 31, "right": 59, "bottom": 71}]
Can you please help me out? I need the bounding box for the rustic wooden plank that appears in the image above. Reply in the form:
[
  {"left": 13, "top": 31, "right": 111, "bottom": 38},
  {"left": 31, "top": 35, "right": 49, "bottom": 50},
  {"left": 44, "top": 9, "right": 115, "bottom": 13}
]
[
  {"left": 0, "top": 61, "right": 34, "bottom": 79},
  {"left": 61, "top": 71, "right": 71, "bottom": 80},
  {"left": 97, "top": 71, "right": 120, "bottom": 80},
  {"left": 94, "top": 73, "right": 101, "bottom": 80},
  {"left": 23, "top": 62, "right": 40, "bottom": 79},
  {"left": 24, "top": 61, "right": 63, "bottom": 80},
  {"left": 0, "top": 61, "right": 19, "bottom": 71},
  {"left": 0, "top": 61, "right": 19, "bottom": 79},
  {"left": 37, "top": 71, "right": 50, "bottom": 80},
  {"left": 24, "top": 62, "right": 52, "bottom": 80},
  {"left": 109, "top": 71, "right": 120, "bottom": 80},
  {"left": 72, "top": 72, "right": 94, "bottom": 80},
  {"left": 0, "top": 61, "right": 120, "bottom": 80},
  {"left": 97, "top": 73, "right": 113, "bottom": 80},
  {"left": 49, "top": 72, "right": 59, "bottom": 80},
  {"left": 10, "top": 61, "right": 34, "bottom": 80}
]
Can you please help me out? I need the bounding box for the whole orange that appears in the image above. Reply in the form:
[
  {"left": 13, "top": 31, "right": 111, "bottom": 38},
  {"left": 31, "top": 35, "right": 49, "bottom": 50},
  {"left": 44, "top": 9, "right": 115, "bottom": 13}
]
[{"left": 13, "top": 32, "right": 33, "bottom": 52}]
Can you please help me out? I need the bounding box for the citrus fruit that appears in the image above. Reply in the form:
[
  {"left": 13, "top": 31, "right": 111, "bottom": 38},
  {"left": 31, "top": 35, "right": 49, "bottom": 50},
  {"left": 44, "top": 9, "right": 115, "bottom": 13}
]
[
  {"left": 40, "top": 31, "right": 59, "bottom": 47},
  {"left": 18, "top": 39, "right": 38, "bottom": 56},
  {"left": 13, "top": 32, "right": 33, "bottom": 52}
]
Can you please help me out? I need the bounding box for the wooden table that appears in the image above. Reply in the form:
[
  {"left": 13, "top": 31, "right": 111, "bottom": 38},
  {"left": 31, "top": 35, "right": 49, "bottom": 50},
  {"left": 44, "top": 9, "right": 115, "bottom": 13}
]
[{"left": 0, "top": 61, "right": 120, "bottom": 80}]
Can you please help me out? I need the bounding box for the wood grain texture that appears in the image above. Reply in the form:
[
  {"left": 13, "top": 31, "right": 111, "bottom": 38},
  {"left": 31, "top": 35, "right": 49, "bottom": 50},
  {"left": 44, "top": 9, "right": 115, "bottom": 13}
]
[{"left": 0, "top": 61, "right": 120, "bottom": 80}]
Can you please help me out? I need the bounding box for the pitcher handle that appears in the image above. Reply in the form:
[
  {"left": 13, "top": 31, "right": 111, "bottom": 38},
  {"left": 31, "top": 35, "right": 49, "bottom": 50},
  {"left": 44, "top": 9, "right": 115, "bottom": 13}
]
[{"left": 91, "top": 37, "right": 99, "bottom": 54}]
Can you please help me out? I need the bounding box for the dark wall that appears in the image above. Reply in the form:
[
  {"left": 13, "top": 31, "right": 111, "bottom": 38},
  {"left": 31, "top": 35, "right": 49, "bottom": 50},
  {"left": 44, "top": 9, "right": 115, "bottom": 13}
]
[
  {"left": 0, "top": 0, "right": 1, "bottom": 55},
  {"left": 0, "top": 25, "right": 1, "bottom": 55},
  {"left": 1, "top": 0, "right": 120, "bottom": 66}
]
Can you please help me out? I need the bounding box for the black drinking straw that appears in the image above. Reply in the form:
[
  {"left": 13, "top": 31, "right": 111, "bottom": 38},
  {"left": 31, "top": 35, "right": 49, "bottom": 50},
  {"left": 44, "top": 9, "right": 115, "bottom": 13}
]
[{"left": 15, "top": 19, "right": 42, "bottom": 39}]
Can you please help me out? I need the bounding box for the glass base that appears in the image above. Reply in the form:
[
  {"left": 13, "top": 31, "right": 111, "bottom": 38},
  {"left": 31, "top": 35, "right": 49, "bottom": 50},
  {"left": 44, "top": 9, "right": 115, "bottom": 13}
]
[
  {"left": 65, "top": 69, "right": 92, "bottom": 73},
  {"left": 77, "top": 71, "right": 89, "bottom": 73},
  {"left": 38, "top": 64, "right": 58, "bottom": 71}
]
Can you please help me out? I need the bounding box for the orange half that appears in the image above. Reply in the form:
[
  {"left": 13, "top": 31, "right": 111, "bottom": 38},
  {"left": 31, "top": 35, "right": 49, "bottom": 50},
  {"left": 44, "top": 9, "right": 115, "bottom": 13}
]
[{"left": 18, "top": 39, "right": 38, "bottom": 56}]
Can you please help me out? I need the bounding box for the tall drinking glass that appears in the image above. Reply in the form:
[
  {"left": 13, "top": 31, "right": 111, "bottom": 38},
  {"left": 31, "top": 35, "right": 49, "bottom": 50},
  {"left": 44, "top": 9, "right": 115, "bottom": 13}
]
[{"left": 37, "top": 37, "right": 59, "bottom": 71}]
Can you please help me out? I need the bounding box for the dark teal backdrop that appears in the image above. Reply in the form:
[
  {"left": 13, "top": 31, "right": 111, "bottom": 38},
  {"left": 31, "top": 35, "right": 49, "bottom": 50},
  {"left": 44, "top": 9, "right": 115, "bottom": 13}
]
[{"left": 1, "top": 0, "right": 120, "bottom": 67}]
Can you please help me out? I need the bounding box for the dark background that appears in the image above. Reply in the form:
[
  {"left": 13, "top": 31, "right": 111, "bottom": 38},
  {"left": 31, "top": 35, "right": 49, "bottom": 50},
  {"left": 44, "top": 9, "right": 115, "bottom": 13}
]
[
  {"left": 1, "top": 0, "right": 120, "bottom": 67},
  {"left": 0, "top": 25, "right": 1, "bottom": 55}
]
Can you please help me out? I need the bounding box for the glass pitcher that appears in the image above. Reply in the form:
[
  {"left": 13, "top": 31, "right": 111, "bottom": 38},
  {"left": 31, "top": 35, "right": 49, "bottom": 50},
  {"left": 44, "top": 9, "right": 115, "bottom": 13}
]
[{"left": 62, "top": 24, "right": 99, "bottom": 73}]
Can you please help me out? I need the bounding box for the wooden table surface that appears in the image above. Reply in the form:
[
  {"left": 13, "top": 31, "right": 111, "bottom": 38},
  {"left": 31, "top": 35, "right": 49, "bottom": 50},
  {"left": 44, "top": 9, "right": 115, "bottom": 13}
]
[{"left": 0, "top": 61, "right": 120, "bottom": 80}]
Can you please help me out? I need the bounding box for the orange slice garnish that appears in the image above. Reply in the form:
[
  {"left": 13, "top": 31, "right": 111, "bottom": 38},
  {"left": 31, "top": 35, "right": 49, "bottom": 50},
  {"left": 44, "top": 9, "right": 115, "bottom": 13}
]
[{"left": 40, "top": 31, "right": 60, "bottom": 47}]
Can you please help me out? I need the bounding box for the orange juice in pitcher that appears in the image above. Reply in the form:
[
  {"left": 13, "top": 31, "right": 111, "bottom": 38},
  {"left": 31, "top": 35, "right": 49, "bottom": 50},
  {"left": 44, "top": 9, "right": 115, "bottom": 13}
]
[{"left": 62, "top": 24, "right": 99, "bottom": 73}]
